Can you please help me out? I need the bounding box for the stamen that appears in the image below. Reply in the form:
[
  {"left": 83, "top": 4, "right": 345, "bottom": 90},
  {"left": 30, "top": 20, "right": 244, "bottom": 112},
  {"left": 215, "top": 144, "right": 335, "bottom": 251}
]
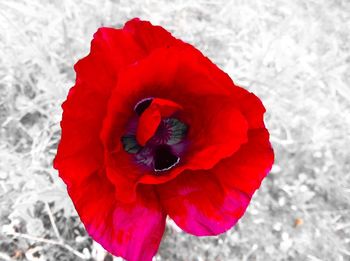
[
  {"left": 121, "top": 135, "right": 141, "bottom": 154},
  {"left": 163, "top": 118, "right": 188, "bottom": 145}
]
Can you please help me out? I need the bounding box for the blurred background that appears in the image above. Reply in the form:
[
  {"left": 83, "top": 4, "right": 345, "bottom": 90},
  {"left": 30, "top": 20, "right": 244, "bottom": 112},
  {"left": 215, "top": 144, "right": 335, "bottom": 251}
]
[{"left": 0, "top": 0, "right": 350, "bottom": 260}]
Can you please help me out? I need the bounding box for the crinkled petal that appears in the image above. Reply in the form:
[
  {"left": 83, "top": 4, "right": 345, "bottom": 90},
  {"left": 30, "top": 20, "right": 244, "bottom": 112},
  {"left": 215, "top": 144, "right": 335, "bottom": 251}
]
[
  {"left": 68, "top": 173, "right": 166, "bottom": 261},
  {"left": 124, "top": 18, "right": 181, "bottom": 53},
  {"left": 157, "top": 129, "right": 274, "bottom": 236},
  {"left": 54, "top": 27, "right": 144, "bottom": 186},
  {"left": 214, "top": 129, "right": 274, "bottom": 196},
  {"left": 232, "top": 89, "right": 267, "bottom": 129}
]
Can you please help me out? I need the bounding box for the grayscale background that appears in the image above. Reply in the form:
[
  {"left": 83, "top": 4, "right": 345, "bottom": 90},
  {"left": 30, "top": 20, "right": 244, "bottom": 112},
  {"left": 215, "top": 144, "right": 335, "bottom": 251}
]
[{"left": 0, "top": 0, "right": 349, "bottom": 260}]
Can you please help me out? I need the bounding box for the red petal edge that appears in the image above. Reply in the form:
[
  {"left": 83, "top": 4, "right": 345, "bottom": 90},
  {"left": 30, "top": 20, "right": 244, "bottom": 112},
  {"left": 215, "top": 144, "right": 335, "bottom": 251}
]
[{"left": 54, "top": 26, "right": 145, "bottom": 186}]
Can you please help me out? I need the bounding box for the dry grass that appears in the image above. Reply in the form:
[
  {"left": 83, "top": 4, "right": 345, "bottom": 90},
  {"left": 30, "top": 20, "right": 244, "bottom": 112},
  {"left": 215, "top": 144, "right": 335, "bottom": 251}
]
[{"left": 0, "top": 0, "right": 350, "bottom": 260}]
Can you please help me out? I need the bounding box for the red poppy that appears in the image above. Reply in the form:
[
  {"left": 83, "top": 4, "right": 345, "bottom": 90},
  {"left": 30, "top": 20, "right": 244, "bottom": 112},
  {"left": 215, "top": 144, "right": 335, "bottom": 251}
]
[{"left": 54, "top": 18, "right": 274, "bottom": 261}]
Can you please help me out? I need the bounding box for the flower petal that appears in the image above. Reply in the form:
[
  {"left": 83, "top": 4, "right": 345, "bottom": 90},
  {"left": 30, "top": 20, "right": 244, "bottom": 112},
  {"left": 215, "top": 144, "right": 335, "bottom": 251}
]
[
  {"left": 68, "top": 172, "right": 166, "bottom": 261},
  {"left": 157, "top": 169, "right": 250, "bottom": 236},
  {"left": 232, "top": 89, "right": 267, "bottom": 129},
  {"left": 136, "top": 105, "right": 161, "bottom": 146},
  {"left": 214, "top": 129, "right": 274, "bottom": 196},
  {"left": 124, "top": 18, "right": 181, "bottom": 53},
  {"left": 54, "top": 27, "right": 144, "bottom": 186},
  {"left": 157, "top": 129, "right": 273, "bottom": 236}
]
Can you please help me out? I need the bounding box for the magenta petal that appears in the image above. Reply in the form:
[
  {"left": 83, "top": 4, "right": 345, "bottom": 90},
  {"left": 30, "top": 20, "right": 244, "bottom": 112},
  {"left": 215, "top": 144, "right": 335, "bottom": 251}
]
[
  {"left": 157, "top": 170, "right": 250, "bottom": 236},
  {"left": 68, "top": 173, "right": 166, "bottom": 261}
]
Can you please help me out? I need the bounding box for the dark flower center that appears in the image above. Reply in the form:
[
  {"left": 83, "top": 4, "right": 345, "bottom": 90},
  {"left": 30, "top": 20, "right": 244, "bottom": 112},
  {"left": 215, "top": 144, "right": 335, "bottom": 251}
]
[
  {"left": 153, "top": 145, "right": 180, "bottom": 172},
  {"left": 134, "top": 97, "right": 153, "bottom": 116},
  {"left": 121, "top": 98, "right": 188, "bottom": 173}
]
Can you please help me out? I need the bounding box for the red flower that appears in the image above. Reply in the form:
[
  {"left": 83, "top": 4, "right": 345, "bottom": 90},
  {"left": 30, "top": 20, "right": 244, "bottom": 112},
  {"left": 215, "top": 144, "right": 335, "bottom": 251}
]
[{"left": 54, "top": 18, "right": 274, "bottom": 261}]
